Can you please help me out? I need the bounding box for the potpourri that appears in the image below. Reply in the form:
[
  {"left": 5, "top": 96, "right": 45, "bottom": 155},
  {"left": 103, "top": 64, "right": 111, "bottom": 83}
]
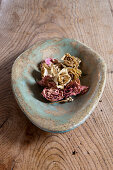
[{"left": 37, "top": 53, "right": 89, "bottom": 103}]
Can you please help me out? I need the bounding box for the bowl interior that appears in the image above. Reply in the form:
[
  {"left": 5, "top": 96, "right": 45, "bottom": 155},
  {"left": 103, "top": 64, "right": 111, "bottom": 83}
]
[{"left": 12, "top": 38, "right": 106, "bottom": 132}]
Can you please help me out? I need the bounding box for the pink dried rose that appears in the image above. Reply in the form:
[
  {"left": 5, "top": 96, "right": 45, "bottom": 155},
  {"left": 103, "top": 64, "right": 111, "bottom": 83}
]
[
  {"left": 42, "top": 88, "right": 64, "bottom": 102},
  {"left": 37, "top": 76, "right": 56, "bottom": 88},
  {"left": 64, "top": 81, "right": 79, "bottom": 98},
  {"left": 45, "top": 58, "right": 53, "bottom": 66},
  {"left": 64, "top": 80, "right": 88, "bottom": 98}
]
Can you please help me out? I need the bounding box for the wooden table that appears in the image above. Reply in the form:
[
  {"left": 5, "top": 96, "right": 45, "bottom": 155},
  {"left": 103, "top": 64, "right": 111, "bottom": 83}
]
[{"left": 0, "top": 0, "right": 113, "bottom": 169}]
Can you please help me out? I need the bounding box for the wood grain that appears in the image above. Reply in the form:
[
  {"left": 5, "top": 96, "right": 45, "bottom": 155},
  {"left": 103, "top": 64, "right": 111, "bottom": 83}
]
[{"left": 0, "top": 0, "right": 113, "bottom": 169}]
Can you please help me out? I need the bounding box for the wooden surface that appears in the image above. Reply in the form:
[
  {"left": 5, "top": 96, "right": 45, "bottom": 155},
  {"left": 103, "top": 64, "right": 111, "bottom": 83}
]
[{"left": 0, "top": 0, "right": 113, "bottom": 169}]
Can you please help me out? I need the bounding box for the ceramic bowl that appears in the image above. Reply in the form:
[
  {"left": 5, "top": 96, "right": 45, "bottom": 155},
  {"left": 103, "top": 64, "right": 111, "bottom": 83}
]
[{"left": 11, "top": 38, "right": 106, "bottom": 133}]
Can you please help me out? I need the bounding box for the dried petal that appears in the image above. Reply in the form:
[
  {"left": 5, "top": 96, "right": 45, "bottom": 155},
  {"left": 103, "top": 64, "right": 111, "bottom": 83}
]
[
  {"left": 42, "top": 88, "right": 64, "bottom": 102},
  {"left": 41, "top": 63, "right": 51, "bottom": 77},
  {"left": 64, "top": 80, "right": 88, "bottom": 98}
]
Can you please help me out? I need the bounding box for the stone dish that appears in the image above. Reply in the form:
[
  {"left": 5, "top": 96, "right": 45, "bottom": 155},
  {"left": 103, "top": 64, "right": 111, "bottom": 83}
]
[{"left": 11, "top": 38, "right": 106, "bottom": 133}]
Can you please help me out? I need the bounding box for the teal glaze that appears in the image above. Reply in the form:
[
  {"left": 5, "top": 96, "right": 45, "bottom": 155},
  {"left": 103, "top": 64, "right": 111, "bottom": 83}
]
[{"left": 12, "top": 38, "right": 106, "bottom": 133}]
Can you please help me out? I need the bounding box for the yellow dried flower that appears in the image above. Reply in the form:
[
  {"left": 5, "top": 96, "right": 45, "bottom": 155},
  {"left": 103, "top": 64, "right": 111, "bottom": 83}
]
[
  {"left": 41, "top": 61, "right": 64, "bottom": 78},
  {"left": 61, "top": 53, "right": 81, "bottom": 68},
  {"left": 54, "top": 68, "right": 71, "bottom": 89}
]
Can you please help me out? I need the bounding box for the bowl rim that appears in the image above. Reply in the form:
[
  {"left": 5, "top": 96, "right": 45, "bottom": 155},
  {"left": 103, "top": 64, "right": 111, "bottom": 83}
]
[{"left": 11, "top": 38, "right": 107, "bottom": 133}]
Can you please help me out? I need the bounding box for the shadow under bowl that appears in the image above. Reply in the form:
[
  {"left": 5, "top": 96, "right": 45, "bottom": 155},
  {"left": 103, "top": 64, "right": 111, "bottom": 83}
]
[{"left": 11, "top": 38, "right": 106, "bottom": 133}]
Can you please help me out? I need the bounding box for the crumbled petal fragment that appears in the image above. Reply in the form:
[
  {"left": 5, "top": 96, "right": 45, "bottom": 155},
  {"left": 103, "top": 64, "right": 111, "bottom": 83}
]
[
  {"left": 60, "top": 97, "right": 74, "bottom": 102},
  {"left": 52, "top": 97, "right": 74, "bottom": 103},
  {"left": 37, "top": 76, "right": 56, "bottom": 88},
  {"left": 42, "top": 88, "right": 64, "bottom": 102},
  {"left": 61, "top": 53, "right": 81, "bottom": 68}
]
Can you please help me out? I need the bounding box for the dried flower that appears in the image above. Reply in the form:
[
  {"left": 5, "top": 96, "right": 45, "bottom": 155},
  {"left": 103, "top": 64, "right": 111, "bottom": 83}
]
[
  {"left": 64, "top": 80, "right": 88, "bottom": 98},
  {"left": 41, "top": 58, "right": 64, "bottom": 78},
  {"left": 51, "top": 59, "right": 66, "bottom": 76},
  {"left": 54, "top": 68, "right": 71, "bottom": 89},
  {"left": 61, "top": 53, "right": 81, "bottom": 68},
  {"left": 42, "top": 88, "right": 64, "bottom": 102}
]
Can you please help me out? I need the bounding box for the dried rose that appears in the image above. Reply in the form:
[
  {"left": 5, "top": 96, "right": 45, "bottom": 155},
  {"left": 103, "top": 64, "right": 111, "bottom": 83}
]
[
  {"left": 67, "top": 67, "right": 82, "bottom": 80},
  {"left": 52, "top": 59, "right": 66, "bottom": 69},
  {"left": 51, "top": 59, "right": 66, "bottom": 76},
  {"left": 40, "top": 58, "right": 66, "bottom": 78},
  {"left": 61, "top": 53, "right": 81, "bottom": 68},
  {"left": 64, "top": 81, "right": 79, "bottom": 98},
  {"left": 40, "top": 60, "right": 63, "bottom": 78},
  {"left": 37, "top": 76, "right": 56, "bottom": 88},
  {"left": 54, "top": 68, "right": 71, "bottom": 89},
  {"left": 64, "top": 80, "right": 88, "bottom": 98},
  {"left": 42, "top": 88, "right": 64, "bottom": 102}
]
